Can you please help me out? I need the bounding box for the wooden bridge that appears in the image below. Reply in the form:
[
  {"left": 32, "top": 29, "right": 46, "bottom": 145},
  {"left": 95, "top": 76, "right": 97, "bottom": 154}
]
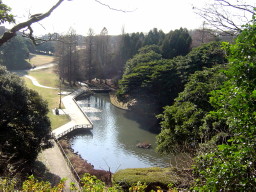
[{"left": 52, "top": 88, "right": 93, "bottom": 139}]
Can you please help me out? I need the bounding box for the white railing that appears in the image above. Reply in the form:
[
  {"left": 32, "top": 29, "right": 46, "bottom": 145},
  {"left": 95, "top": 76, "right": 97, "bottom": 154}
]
[
  {"left": 53, "top": 88, "right": 94, "bottom": 139},
  {"left": 72, "top": 88, "right": 94, "bottom": 127},
  {"left": 54, "top": 124, "right": 93, "bottom": 139}
]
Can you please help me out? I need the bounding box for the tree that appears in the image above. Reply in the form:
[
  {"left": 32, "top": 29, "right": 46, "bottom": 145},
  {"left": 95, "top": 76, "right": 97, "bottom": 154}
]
[
  {"left": 55, "top": 29, "right": 79, "bottom": 86},
  {"left": 143, "top": 28, "right": 165, "bottom": 46},
  {"left": 85, "top": 28, "right": 95, "bottom": 82},
  {"left": 94, "top": 27, "right": 110, "bottom": 79},
  {"left": 122, "top": 45, "right": 162, "bottom": 76},
  {"left": 193, "top": 20, "right": 256, "bottom": 191},
  {"left": 117, "top": 42, "right": 227, "bottom": 131},
  {"left": 156, "top": 65, "right": 227, "bottom": 154},
  {"left": 35, "top": 34, "right": 56, "bottom": 54},
  {"left": 161, "top": 28, "right": 192, "bottom": 59},
  {"left": 194, "top": 0, "right": 256, "bottom": 35},
  {"left": 0, "top": 66, "right": 51, "bottom": 177},
  {"left": 190, "top": 22, "right": 220, "bottom": 48},
  {"left": 0, "top": 36, "right": 31, "bottom": 70},
  {"left": 0, "top": 0, "right": 67, "bottom": 46},
  {"left": 0, "top": 1, "right": 14, "bottom": 24}
]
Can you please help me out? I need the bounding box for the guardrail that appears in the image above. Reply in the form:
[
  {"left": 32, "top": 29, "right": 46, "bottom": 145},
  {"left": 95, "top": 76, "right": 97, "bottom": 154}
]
[
  {"left": 72, "top": 89, "right": 94, "bottom": 127},
  {"left": 54, "top": 124, "right": 92, "bottom": 139},
  {"left": 55, "top": 138, "right": 81, "bottom": 187}
]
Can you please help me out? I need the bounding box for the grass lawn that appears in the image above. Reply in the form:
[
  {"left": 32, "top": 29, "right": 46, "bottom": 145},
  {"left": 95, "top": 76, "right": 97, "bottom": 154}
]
[
  {"left": 28, "top": 54, "right": 55, "bottom": 67},
  {"left": 28, "top": 67, "right": 59, "bottom": 88},
  {"left": 23, "top": 64, "right": 70, "bottom": 130}
]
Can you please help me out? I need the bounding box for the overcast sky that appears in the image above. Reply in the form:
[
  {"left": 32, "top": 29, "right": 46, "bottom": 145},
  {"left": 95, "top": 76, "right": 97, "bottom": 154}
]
[{"left": 3, "top": 0, "right": 211, "bottom": 36}]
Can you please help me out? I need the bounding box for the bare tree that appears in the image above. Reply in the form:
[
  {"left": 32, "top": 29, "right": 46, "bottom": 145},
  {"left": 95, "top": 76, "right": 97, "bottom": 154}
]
[
  {"left": 0, "top": 0, "right": 131, "bottom": 47},
  {"left": 95, "top": 27, "right": 109, "bottom": 80},
  {"left": 0, "top": 0, "right": 67, "bottom": 46},
  {"left": 55, "top": 28, "right": 78, "bottom": 86},
  {"left": 193, "top": 0, "right": 256, "bottom": 35},
  {"left": 190, "top": 22, "right": 219, "bottom": 48},
  {"left": 86, "top": 28, "right": 95, "bottom": 82}
]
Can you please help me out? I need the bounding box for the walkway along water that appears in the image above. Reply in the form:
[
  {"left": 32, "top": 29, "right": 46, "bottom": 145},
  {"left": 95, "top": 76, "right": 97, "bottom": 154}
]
[
  {"left": 22, "top": 65, "right": 93, "bottom": 190},
  {"left": 52, "top": 88, "right": 93, "bottom": 139}
]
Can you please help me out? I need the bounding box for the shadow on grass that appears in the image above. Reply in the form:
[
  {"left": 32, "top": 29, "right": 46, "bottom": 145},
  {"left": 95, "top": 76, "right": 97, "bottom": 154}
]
[{"left": 11, "top": 69, "right": 29, "bottom": 77}]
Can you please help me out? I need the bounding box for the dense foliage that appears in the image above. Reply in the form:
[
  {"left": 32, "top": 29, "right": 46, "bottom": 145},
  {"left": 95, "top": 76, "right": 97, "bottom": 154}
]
[
  {"left": 0, "top": 36, "right": 34, "bottom": 70},
  {"left": 156, "top": 65, "right": 227, "bottom": 154},
  {"left": 0, "top": 173, "right": 181, "bottom": 191},
  {"left": 56, "top": 27, "right": 192, "bottom": 84},
  {"left": 193, "top": 21, "right": 256, "bottom": 191},
  {"left": 161, "top": 28, "right": 192, "bottom": 59},
  {"left": 0, "top": 66, "right": 51, "bottom": 177},
  {"left": 117, "top": 42, "right": 227, "bottom": 124},
  {"left": 0, "top": 1, "right": 14, "bottom": 24}
]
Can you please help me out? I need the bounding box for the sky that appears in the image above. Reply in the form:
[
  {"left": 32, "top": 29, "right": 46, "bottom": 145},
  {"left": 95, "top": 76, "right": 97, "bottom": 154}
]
[{"left": 3, "top": 0, "right": 209, "bottom": 36}]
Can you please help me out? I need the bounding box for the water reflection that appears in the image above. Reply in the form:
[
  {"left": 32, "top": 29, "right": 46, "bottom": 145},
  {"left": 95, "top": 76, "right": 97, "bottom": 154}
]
[{"left": 69, "top": 93, "right": 170, "bottom": 171}]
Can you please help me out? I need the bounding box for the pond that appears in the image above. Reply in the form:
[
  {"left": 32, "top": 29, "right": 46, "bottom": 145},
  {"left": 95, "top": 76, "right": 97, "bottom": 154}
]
[{"left": 69, "top": 93, "right": 171, "bottom": 172}]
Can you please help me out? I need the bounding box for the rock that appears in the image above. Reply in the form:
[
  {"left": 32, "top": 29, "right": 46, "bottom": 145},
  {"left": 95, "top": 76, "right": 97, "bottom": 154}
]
[{"left": 136, "top": 142, "right": 151, "bottom": 149}]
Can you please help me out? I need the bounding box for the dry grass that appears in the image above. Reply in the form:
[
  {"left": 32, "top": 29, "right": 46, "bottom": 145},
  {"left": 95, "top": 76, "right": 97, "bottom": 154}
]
[
  {"left": 29, "top": 54, "right": 55, "bottom": 66},
  {"left": 23, "top": 55, "right": 70, "bottom": 130},
  {"left": 29, "top": 67, "right": 59, "bottom": 88},
  {"left": 24, "top": 76, "right": 70, "bottom": 130},
  {"left": 109, "top": 92, "right": 128, "bottom": 110}
]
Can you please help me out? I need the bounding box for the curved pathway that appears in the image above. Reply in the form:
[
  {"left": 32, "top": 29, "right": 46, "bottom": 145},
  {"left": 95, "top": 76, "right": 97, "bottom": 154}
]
[
  {"left": 24, "top": 71, "right": 92, "bottom": 139},
  {"left": 25, "top": 75, "right": 58, "bottom": 89},
  {"left": 24, "top": 64, "right": 80, "bottom": 191}
]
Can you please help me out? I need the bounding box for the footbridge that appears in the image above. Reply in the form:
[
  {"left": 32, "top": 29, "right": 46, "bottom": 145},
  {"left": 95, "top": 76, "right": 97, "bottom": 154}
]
[{"left": 52, "top": 88, "right": 93, "bottom": 139}]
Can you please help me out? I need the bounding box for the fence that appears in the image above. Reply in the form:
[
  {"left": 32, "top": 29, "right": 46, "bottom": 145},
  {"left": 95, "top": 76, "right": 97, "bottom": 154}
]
[
  {"left": 72, "top": 89, "right": 94, "bottom": 127},
  {"left": 53, "top": 124, "right": 92, "bottom": 139},
  {"left": 55, "top": 138, "right": 81, "bottom": 187}
]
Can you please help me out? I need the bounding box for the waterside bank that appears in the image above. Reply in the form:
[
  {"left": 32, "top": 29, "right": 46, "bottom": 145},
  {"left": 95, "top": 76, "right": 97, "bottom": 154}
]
[
  {"left": 58, "top": 138, "right": 112, "bottom": 185},
  {"left": 109, "top": 91, "right": 129, "bottom": 110}
]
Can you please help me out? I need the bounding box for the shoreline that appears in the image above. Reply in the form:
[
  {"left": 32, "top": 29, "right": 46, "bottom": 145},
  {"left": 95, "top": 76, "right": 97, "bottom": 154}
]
[
  {"left": 58, "top": 138, "right": 112, "bottom": 185},
  {"left": 109, "top": 91, "right": 129, "bottom": 110}
]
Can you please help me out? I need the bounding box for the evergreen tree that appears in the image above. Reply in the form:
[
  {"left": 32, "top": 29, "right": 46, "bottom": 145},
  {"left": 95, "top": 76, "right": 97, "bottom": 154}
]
[
  {"left": 0, "top": 66, "right": 51, "bottom": 176},
  {"left": 161, "top": 28, "right": 192, "bottom": 59},
  {"left": 0, "top": 36, "right": 31, "bottom": 70},
  {"left": 194, "top": 20, "right": 256, "bottom": 192}
]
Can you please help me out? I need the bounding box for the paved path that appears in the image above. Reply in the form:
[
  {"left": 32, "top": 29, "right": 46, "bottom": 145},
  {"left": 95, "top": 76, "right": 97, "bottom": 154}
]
[
  {"left": 25, "top": 75, "right": 58, "bottom": 89},
  {"left": 23, "top": 64, "right": 87, "bottom": 190},
  {"left": 38, "top": 140, "right": 80, "bottom": 191},
  {"left": 52, "top": 89, "right": 93, "bottom": 139},
  {"left": 30, "top": 63, "right": 56, "bottom": 71},
  {"left": 23, "top": 65, "right": 92, "bottom": 139}
]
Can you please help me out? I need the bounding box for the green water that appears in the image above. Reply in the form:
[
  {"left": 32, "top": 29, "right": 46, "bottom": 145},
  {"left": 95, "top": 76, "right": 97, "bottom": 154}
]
[{"left": 70, "top": 93, "right": 171, "bottom": 171}]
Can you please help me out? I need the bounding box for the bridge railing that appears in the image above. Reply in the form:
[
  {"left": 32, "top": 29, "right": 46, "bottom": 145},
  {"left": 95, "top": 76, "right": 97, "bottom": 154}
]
[
  {"left": 72, "top": 89, "right": 94, "bottom": 127},
  {"left": 53, "top": 124, "right": 92, "bottom": 139}
]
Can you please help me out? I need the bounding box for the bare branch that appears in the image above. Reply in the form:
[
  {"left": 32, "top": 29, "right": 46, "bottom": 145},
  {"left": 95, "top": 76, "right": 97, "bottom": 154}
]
[
  {"left": 22, "top": 27, "right": 59, "bottom": 45},
  {"left": 0, "top": 0, "right": 65, "bottom": 46},
  {"left": 193, "top": 0, "right": 256, "bottom": 35},
  {"left": 94, "top": 0, "right": 136, "bottom": 13},
  {"left": 216, "top": 0, "right": 255, "bottom": 15}
]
